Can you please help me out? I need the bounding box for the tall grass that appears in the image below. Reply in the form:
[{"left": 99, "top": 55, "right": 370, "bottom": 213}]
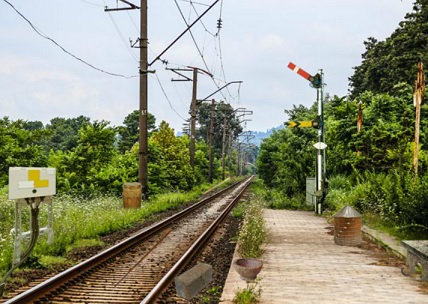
[
  {"left": 324, "top": 172, "right": 428, "bottom": 240},
  {"left": 237, "top": 197, "right": 266, "bottom": 259},
  {"left": 0, "top": 180, "right": 223, "bottom": 277}
]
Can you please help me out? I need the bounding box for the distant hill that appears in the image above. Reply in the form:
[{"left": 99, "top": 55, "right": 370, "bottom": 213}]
[
  {"left": 177, "top": 125, "right": 284, "bottom": 146},
  {"left": 249, "top": 125, "right": 284, "bottom": 146}
]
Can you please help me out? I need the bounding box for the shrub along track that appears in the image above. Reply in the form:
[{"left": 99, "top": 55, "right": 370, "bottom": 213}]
[{"left": 1, "top": 177, "right": 252, "bottom": 304}]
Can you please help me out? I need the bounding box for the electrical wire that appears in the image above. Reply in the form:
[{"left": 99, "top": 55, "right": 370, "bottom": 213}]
[
  {"left": 179, "top": 0, "right": 209, "bottom": 7},
  {"left": 189, "top": 2, "right": 216, "bottom": 39},
  {"left": 154, "top": 74, "right": 187, "bottom": 121},
  {"left": 2, "top": 0, "right": 137, "bottom": 79},
  {"left": 103, "top": 0, "right": 139, "bottom": 62},
  {"left": 173, "top": 0, "right": 227, "bottom": 101},
  {"left": 76, "top": 0, "right": 104, "bottom": 7}
]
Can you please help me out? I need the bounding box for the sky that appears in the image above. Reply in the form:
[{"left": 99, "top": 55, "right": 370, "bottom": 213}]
[{"left": 0, "top": 0, "right": 415, "bottom": 133}]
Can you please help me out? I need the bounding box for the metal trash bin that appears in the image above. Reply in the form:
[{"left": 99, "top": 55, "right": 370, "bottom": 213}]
[
  {"left": 123, "top": 182, "right": 142, "bottom": 209},
  {"left": 333, "top": 205, "right": 362, "bottom": 246}
]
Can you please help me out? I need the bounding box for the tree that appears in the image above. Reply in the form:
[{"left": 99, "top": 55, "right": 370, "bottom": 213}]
[
  {"left": 117, "top": 110, "right": 156, "bottom": 153},
  {"left": 193, "top": 101, "right": 243, "bottom": 155},
  {"left": 349, "top": 0, "right": 428, "bottom": 97},
  {"left": 150, "top": 121, "right": 195, "bottom": 191},
  {"left": 44, "top": 116, "right": 91, "bottom": 152},
  {"left": 0, "top": 118, "right": 46, "bottom": 186},
  {"left": 48, "top": 120, "right": 118, "bottom": 191},
  {"left": 258, "top": 104, "right": 317, "bottom": 196}
]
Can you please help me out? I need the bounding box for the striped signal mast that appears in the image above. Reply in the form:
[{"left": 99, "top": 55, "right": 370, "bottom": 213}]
[{"left": 287, "top": 62, "right": 325, "bottom": 214}]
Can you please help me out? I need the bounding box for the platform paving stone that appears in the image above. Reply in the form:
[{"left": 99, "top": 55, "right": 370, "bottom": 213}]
[{"left": 220, "top": 209, "right": 427, "bottom": 303}]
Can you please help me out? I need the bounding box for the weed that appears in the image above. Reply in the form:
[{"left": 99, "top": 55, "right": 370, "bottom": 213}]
[
  {"left": 233, "top": 280, "right": 261, "bottom": 304},
  {"left": 237, "top": 198, "right": 266, "bottom": 259}
]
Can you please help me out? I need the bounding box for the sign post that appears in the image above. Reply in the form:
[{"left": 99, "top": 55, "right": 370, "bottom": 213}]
[{"left": 1, "top": 167, "right": 56, "bottom": 295}]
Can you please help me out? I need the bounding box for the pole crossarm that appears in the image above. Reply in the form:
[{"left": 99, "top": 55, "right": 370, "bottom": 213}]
[
  {"left": 166, "top": 67, "right": 193, "bottom": 81},
  {"left": 104, "top": 0, "right": 139, "bottom": 11},
  {"left": 197, "top": 81, "right": 243, "bottom": 104},
  {"left": 236, "top": 110, "right": 253, "bottom": 118}
]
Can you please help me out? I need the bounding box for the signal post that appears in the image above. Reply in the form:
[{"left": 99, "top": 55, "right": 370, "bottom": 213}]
[{"left": 287, "top": 63, "right": 326, "bottom": 214}]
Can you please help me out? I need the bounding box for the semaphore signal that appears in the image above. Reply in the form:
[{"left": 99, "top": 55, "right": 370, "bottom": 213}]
[{"left": 287, "top": 62, "right": 322, "bottom": 88}]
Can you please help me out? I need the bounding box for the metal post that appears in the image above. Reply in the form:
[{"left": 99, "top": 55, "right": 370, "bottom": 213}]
[
  {"left": 316, "top": 69, "right": 323, "bottom": 215},
  {"left": 139, "top": 0, "right": 148, "bottom": 199},
  {"left": 190, "top": 68, "right": 198, "bottom": 168}
]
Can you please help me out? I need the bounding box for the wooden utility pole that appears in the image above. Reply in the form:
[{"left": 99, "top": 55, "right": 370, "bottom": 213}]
[
  {"left": 208, "top": 99, "right": 216, "bottom": 182},
  {"left": 190, "top": 68, "right": 198, "bottom": 168},
  {"left": 414, "top": 62, "right": 425, "bottom": 178},
  {"left": 221, "top": 117, "right": 227, "bottom": 180},
  {"left": 139, "top": 0, "right": 149, "bottom": 199},
  {"left": 105, "top": 1, "right": 147, "bottom": 198}
]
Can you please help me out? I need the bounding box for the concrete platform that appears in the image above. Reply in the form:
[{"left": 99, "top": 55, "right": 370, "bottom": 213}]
[{"left": 220, "top": 209, "right": 428, "bottom": 303}]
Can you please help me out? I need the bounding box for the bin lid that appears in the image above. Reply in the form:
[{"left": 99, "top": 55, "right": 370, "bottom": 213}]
[
  {"left": 333, "top": 205, "right": 361, "bottom": 218},
  {"left": 123, "top": 182, "right": 142, "bottom": 189}
]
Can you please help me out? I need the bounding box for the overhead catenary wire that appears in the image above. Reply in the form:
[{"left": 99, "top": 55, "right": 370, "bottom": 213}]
[
  {"left": 154, "top": 74, "right": 187, "bottom": 121},
  {"left": 2, "top": 0, "right": 137, "bottom": 79},
  {"left": 104, "top": 0, "right": 139, "bottom": 62},
  {"left": 179, "top": 0, "right": 209, "bottom": 7},
  {"left": 189, "top": 0, "right": 237, "bottom": 103},
  {"left": 173, "top": 0, "right": 228, "bottom": 101},
  {"left": 76, "top": 0, "right": 104, "bottom": 7}
]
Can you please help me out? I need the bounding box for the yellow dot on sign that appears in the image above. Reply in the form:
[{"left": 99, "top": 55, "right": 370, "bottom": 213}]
[{"left": 28, "top": 170, "right": 49, "bottom": 188}]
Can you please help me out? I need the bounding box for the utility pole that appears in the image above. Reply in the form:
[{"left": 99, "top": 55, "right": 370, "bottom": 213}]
[
  {"left": 208, "top": 99, "right": 215, "bottom": 182},
  {"left": 221, "top": 117, "right": 227, "bottom": 180},
  {"left": 105, "top": 1, "right": 148, "bottom": 199},
  {"left": 190, "top": 68, "right": 198, "bottom": 168},
  {"left": 168, "top": 67, "right": 212, "bottom": 168},
  {"left": 139, "top": 0, "right": 149, "bottom": 199}
]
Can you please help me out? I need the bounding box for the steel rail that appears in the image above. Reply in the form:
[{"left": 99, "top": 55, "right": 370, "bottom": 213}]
[
  {"left": 3, "top": 179, "right": 246, "bottom": 304},
  {"left": 141, "top": 175, "right": 254, "bottom": 303}
]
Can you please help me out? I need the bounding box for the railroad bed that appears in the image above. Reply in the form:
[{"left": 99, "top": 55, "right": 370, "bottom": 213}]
[{"left": 1, "top": 176, "right": 253, "bottom": 304}]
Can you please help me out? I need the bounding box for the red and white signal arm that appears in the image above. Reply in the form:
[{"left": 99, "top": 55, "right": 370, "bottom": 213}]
[
  {"left": 9, "top": 167, "right": 56, "bottom": 200},
  {"left": 287, "top": 62, "right": 312, "bottom": 80}
]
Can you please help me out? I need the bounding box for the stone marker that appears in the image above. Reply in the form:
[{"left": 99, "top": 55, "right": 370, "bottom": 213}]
[{"left": 175, "top": 263, "right": 212, "bottom": 300}]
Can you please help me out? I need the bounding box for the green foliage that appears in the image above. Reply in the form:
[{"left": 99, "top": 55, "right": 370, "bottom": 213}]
[
  {"left": 48, "top": 120, "right": 118, "bottom": 193},
  {"left": 349, "top": 0, "right": 428, "bottom": 97},
  {"left": 258, "top": 103, "right": 317, "bottom": 197},
  {"left": 324, "top": 171, "right": 428, "bottom": 239},
  {"left": 0, "top": 187, "right": 205, "bottom": 277},
  {"left": 234, "top": 280, "right": 262, "bottom": 304},
  {"left": 117, "top": 110, "right": 156, "bottom": 153},
  {"left": 150, "top": 121, "right": 195, "bottom": 191},
  {"left": 193, "top": 101, "right": 243, "bottom": 155},
  {"left": 0, "top": 117, "right": 47, "bottom": 186},
  {"left": 44, "top": 116, "right": 90, "bottom": 152}
]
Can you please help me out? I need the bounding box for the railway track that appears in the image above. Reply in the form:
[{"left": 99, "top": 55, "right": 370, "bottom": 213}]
[{"left": 2, "top": 176, "right": 253, "bottom": 304}]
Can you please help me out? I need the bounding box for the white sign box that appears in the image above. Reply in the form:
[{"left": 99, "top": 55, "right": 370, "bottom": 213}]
[{"left": 9, "top": 167, "right": 56, "bottom": 200}]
